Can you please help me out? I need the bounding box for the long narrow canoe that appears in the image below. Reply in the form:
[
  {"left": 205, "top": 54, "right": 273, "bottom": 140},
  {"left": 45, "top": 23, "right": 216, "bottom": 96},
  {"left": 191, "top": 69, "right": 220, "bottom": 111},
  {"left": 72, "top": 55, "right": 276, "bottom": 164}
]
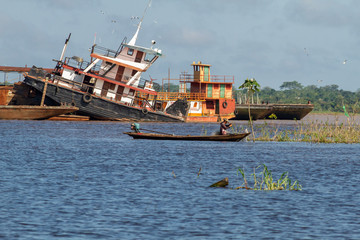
[{"left": 124, "top": 132, "right": 250, "bottom": 142}]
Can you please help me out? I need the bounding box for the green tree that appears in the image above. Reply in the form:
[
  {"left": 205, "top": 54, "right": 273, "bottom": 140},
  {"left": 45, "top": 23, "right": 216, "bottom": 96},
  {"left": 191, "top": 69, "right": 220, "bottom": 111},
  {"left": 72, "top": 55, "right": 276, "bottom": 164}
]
[
  {"left": 280, "top": 81, "right": 303, "bottom": 90},
  {"left": 239, "top": 78, "right": 260, "bottom": 142}
]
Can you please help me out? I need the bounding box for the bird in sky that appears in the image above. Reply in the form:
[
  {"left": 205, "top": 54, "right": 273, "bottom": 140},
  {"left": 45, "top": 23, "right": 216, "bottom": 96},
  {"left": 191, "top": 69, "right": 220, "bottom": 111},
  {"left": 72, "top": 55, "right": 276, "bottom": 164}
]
[
  {"left": 343, "top": 59, "right": 348, "bottom": 64},
  {"left": 304, "top": 48, "right": 309, "bottom": 56}
]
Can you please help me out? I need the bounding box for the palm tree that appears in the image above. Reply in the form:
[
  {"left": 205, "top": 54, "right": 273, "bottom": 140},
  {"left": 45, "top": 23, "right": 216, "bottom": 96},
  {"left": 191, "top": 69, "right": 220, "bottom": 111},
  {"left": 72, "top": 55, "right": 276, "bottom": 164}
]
[{"left": 239, "top": 78, "right": 260, "bottom": 142}]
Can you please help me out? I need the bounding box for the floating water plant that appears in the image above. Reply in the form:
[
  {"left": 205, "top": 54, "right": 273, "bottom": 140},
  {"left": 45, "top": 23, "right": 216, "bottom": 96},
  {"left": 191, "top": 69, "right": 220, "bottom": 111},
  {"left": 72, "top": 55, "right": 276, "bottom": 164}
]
[{"left": 235, "top": 164, "right": 302, "bottom": 191}]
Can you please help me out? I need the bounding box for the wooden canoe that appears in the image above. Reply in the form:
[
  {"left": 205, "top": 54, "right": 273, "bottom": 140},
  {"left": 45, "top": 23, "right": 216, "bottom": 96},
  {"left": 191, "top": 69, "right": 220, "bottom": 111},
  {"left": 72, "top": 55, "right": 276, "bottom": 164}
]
[{"left": 124, "top": 132, "right": 250, "bottom": 142}]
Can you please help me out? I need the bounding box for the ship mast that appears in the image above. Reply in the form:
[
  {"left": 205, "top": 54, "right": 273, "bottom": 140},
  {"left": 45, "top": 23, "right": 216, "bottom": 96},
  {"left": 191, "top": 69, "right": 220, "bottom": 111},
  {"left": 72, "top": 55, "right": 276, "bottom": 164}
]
[
  {"left": 128, "top": 0, "right": 152, "bottom": 46},
  {"left": 59, "top": 33, "right": 71, "bottom": 62}
]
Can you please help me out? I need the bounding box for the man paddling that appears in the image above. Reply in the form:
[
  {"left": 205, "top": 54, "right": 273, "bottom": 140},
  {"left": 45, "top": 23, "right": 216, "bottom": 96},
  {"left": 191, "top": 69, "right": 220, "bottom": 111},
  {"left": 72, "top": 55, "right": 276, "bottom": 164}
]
[{"left": 220, "top": 118, "right": 232, "bottom": 135}]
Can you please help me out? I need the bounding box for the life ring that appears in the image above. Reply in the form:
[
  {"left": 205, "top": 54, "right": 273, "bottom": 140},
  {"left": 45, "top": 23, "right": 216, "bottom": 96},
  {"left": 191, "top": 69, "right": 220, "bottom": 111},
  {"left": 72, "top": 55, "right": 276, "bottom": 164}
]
[
  {"left": 142, "top": 108, "right": 148, "bottom": 114},
  {"left": 222, "top": 101, "right": 228, "bottom": 108},
  {"left": 82, "top": 93, "right": 92, "bottom": 103}
]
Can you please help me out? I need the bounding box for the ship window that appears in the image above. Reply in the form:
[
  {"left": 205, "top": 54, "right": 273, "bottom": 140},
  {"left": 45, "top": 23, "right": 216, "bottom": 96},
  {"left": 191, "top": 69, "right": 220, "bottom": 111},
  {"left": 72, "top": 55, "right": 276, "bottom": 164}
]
[
  {"left": 129, "top": 89, "right": 135, "bottom": 96},
  {"left": 127, "top": 48, "right": 134, "bottom": 56},
  {"left": 144, "top": 53, "right": 156, "bottom": 62},
  {"left": 109, "top": 83, "right": 115, "bottom": 90}
]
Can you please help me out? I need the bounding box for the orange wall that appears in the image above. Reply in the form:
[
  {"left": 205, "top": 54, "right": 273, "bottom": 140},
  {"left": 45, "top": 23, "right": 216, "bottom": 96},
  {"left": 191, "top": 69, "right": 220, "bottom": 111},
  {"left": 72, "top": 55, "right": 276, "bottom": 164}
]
[{"left": 219, "top": 99, "right": 235, "bottom": 114}]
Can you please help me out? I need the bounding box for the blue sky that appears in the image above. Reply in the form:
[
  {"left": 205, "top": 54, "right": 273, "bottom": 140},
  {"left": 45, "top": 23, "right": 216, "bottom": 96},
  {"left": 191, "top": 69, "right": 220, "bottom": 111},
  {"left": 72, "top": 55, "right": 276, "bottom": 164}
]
[{"left": 1, "top": 0, "right": 359, "bottom": 91}]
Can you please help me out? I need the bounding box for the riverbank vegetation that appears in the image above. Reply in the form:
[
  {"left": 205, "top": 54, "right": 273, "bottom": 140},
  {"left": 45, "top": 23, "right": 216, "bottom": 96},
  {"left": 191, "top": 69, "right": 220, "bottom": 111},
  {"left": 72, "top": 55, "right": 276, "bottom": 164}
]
[{"left": 232, "top": 117, "right": 360, "bottom": 143}]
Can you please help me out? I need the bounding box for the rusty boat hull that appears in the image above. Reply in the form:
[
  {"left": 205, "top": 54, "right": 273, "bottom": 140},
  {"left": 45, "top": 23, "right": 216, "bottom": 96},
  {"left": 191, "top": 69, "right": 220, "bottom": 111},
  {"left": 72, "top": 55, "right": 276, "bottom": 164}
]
[
  {"left": 232, "top": 103, "right": 314, "bottom": 120},
  {"left": 24, "top": 74, "right": 188, "bottom": 122},
  {"left": 0, "top": 105, "right": 78, "bottom": 120},
  {"left": 232, "top": 104, "right": 273, "bottom": 120},
  {"left": 267, "top": 104, "right": 314, "bottom": 120}
]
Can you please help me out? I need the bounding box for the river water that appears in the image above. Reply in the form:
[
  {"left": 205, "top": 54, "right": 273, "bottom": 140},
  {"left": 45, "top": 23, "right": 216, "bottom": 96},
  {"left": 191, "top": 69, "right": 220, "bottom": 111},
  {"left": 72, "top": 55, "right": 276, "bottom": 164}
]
[{"left": 1, "top": 119, "right": 359, "bottom": 239}]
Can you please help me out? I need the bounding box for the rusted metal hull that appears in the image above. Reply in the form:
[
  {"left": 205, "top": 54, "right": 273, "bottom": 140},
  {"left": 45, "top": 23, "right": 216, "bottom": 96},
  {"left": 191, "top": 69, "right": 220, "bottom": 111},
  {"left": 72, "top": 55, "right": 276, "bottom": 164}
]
[
  {"left": 0, "top": 82, "right": 58, "bottom": 106},
  {"left": 24, "top": 75, "right": 188, "bottom": 122},
  {"left": 232, "top": 104, "right": 273, "bottom": 120},
  {"left": 0, "top": 86, "right": 13, "bottom": 105},
  {"left": 267, "top": 104, "right": 314, "bottom": 120},
  {"left": 0, "top": 105, "right": 78, "bottom": 120},
  {"left": 0, "top": 66, "right": 54, "bottom": 73},
  {"left": 232, "top": 103, "right": 314, "bottom": 120},
  {"left": 124, "top": 132, "right": 250, "bottom": 141}
]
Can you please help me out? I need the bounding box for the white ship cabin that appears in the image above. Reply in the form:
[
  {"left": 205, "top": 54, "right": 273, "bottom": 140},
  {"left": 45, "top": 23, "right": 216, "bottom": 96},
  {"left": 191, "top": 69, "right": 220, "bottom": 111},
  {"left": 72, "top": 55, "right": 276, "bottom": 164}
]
[{"left": 58, "top": 38, "right": 162, "bottom": 106}]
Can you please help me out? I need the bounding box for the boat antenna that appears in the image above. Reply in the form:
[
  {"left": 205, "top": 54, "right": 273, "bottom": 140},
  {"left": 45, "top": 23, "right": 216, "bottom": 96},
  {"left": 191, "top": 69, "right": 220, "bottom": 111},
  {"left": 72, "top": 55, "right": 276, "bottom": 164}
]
[
  {"left": 59, "top": 33, "right": 71, "bottom": 62},
  {"left": 128, "top": 0, "right": 152, "bottom": 46}
]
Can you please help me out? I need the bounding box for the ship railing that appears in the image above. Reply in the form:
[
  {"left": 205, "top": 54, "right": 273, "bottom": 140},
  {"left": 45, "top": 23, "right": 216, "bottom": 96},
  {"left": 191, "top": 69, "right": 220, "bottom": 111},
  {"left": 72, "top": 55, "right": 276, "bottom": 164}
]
[
  {"left": 63, "top": 57, "right": 101, "bottom": 72},
  {"left": 119, "top": 76, "right": 154, "bottom": 90},
  {"left": 92, "top": 45, "right": 118, "bottom": 58},
  {"left": 176, "top": 74, "right": 235, "bottom": 83},
  {"left": 137, "top": 92, "right": 206, "bottom": 101},
  {"left": 135, "top": 78, "right": 153, "bottom": 89},
  {"left": 52, "top": 75, "right": 156, "bottom": 109}
]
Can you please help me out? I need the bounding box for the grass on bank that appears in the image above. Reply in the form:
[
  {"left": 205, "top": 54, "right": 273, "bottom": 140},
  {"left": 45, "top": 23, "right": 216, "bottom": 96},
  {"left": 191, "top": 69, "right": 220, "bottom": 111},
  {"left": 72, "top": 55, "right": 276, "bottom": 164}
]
[
  {"left": 255, "top": 119, "right": 360, "bottom": 143},
  {"left": 228, "top": 116, "right": 360, "bottom": 143}
]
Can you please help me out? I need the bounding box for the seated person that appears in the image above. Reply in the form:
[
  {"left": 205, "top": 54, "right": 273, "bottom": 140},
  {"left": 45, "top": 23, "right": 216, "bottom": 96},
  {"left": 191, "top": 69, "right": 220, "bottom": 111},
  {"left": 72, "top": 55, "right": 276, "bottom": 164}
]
[
  {"left": 220, "top": 118, "right": 232, "bottom": 135},
  {"left": 131, "top": 123, "right": 141, "bottom": 133}
]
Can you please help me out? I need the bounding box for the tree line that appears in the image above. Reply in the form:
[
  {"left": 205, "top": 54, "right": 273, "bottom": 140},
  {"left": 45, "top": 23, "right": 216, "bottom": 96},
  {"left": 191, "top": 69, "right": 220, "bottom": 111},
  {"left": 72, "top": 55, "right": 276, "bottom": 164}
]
[
  {"left": 234, "top": 81, "right": 360, "bottom": 113},
  {"left": 154, "top": 81, "right": 360, "bottom": 113}
]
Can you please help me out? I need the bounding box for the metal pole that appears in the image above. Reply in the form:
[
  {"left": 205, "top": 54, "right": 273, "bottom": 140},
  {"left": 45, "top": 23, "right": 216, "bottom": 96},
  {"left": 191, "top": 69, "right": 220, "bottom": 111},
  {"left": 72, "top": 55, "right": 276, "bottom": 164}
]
[{"left": 4, "top": 72, "right": 7, "bottom": 85}]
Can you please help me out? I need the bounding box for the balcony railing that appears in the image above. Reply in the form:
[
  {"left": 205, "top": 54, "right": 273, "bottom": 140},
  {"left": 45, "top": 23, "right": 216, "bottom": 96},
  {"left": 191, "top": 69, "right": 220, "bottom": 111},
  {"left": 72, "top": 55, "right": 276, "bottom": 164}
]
[
  {"left": 64, "top": 57, "right": 100, "bottom": 72},
  {"left": 165, "top": 74, "right": 235, "bottom": 83},
  {"left": 137, "top": 92, "right": 206, "bottom": 101}
]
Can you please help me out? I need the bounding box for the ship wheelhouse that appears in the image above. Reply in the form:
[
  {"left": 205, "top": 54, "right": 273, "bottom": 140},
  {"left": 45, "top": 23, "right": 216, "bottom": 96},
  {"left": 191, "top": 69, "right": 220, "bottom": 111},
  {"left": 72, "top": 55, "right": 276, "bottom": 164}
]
[
  {"left": 143, "top": 61, "right": 236, "bottom": 122},
  {"left": 54, "top": 39, "right": 162, "bottom": 109}
]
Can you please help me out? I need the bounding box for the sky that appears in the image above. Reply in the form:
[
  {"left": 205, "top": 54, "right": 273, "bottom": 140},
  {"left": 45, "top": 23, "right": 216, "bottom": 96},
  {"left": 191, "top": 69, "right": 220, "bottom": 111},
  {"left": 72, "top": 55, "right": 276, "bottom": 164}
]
[{"left": 1, "top": 0, "right": 360, "bottom": 91}]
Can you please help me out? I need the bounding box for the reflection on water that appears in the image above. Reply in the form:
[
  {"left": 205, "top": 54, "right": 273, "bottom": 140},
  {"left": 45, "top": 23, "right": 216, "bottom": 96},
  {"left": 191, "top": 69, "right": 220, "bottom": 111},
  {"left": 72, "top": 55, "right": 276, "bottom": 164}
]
[{"left": 0, "top": 119, "right": 359, "bottom": 239}]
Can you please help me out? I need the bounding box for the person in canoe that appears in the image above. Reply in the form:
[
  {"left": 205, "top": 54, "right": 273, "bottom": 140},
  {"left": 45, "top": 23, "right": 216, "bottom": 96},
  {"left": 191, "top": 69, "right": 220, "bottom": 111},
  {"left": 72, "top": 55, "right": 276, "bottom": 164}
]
[
  {"left": 220, "top": 118, "right": 232, "bottom": 135},
  {"left": 131, "top": 123, "right": 141, "bottom": 133}
]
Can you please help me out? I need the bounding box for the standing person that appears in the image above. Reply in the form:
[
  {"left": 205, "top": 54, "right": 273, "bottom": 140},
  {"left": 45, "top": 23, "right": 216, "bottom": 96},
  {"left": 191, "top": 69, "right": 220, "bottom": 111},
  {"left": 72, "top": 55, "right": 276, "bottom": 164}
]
[{"left": 220, "top": 118, "right": 232, "bottom": 135}]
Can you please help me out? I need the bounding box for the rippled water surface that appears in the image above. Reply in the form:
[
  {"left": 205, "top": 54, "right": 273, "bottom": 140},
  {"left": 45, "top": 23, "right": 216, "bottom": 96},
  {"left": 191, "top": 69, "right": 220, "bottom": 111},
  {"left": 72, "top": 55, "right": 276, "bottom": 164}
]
[{"left": 1, "top": 120, "right": 359, "bottom": 239}]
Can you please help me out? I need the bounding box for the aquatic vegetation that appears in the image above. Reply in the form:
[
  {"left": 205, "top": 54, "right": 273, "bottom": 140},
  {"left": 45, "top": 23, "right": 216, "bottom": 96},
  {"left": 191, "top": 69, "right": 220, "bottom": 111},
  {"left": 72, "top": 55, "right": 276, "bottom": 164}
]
[
  {"left": 253, "top": 117, "right": 360, "bottom": 143},
  {"left": 267, "top": 113, "right": 277, "bottom": 119},
  {"left": 235, "top": 164, "right": 302, "bottom": 191}
]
